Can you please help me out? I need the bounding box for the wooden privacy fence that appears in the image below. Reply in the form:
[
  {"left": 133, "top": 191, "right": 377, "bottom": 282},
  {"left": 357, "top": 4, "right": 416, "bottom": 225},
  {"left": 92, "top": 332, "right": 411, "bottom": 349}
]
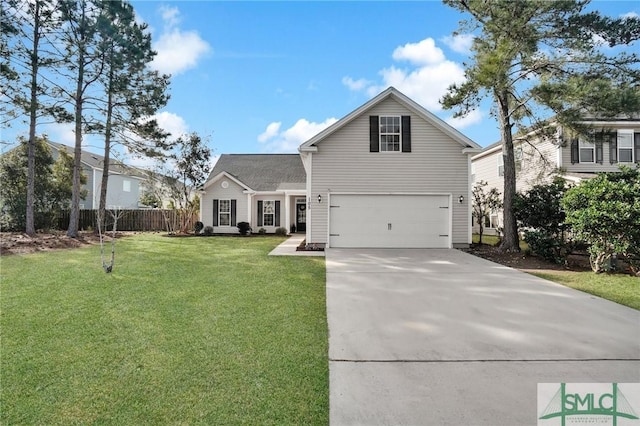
[{"left": 57, "top": 209, "right": 192, "bottom": 232}]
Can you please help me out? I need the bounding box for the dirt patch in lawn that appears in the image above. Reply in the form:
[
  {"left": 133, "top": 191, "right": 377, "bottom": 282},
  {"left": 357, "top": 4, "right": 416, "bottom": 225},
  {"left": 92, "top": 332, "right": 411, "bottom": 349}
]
[
  {"left": 462, "top": 244, "right": 592, "bottom": 273},
  {"left": 0, "top": 231, "right": 129, "bottom": 256}
]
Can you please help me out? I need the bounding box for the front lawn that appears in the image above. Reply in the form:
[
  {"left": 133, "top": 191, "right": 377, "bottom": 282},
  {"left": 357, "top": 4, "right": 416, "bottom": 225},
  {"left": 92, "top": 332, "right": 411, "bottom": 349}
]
[
  {"left": 1, "top": 234, "right": 328, "bottom": 425},
  {"left": 528, "top": 271, "right": 640, "bottom": 311},
  {"left": 471, "top": 234, "right": 639, "bottom": 310}
]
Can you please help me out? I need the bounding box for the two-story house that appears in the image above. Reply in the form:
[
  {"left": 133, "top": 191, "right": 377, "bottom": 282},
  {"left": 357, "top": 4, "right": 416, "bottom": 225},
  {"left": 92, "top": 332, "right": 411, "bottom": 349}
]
[{"left": 471, "top": 117, "right": 640, "bottom": 234}]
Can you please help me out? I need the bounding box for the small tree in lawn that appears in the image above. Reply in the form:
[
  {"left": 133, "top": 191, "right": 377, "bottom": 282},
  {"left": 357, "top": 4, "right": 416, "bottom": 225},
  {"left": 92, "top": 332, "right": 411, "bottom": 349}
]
[
  {"left": 150, "top": 133, "right": 212, "bottom": 234},
  {"left": 562, "top": 167, "right": 640, "bottom": 274},
  {"left": 472, "top": 180, "right": 502, "bottom": 245}
]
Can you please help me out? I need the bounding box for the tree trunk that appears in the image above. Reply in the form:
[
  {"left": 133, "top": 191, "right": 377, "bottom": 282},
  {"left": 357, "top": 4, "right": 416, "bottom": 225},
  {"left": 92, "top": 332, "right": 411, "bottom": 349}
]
[
  {"left": 496, "top": 90, "right": 520, "bottom": 252},
  {"left": 67, "top": 11, "right": 86, "bottom": 238},
  {"left": 98, "top": 66, "right": 114, "bottom": 234},
  {"left": 25, "top": 0, "right": 41, "bottom": 236}
]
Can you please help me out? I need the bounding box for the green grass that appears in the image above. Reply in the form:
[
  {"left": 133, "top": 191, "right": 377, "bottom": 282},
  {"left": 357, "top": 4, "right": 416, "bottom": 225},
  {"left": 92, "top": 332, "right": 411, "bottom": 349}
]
[
  {"left": 472, "top": 234, "right": 639, "bottom": 310},
  {"left": 1, "top": 234, "right": 328, "bottom": 425},
  {"left": 528, "top": 271, "right": 640, "bottom": 310}
]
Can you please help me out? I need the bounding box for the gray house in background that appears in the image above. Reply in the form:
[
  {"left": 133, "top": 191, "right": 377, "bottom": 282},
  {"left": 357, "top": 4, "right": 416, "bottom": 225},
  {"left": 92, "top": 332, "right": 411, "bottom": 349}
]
[
  {"left": 200, "top": 154, "right": 307, "bottom": 234},
  {"left": 471, "top": 117, "right": 640, "bottom": 234},
  {"left": 47, "top": 141, "right": 149, "bottom": 210}
]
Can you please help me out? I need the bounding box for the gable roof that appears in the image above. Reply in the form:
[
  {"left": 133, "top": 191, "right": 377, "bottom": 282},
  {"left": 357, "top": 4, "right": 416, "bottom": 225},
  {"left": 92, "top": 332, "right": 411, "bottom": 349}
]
[
  {"left": 47, "top": 141, "right": 147, "bottom": 178},
  {"left": 299, "top": 86, "right": 482, "bottom": 152},
  {"left": 204, "top": 154, "right": 306, "bottom": 192}
]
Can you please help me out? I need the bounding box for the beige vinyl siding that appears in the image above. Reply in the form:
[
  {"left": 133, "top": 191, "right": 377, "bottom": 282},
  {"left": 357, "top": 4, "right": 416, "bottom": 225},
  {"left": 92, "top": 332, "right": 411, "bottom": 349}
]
[
  {"left": 201, "top": 179, "right": 247, "bottom": 233},
  {"left": 310, "top": 97, "right": 471, "bottom": 246}
]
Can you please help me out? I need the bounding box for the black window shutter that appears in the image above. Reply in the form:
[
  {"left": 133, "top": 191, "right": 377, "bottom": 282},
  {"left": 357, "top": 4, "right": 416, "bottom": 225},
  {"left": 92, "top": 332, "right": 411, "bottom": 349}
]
[
  {"left": 401, "top": 115, "right": 411, "bottom": 153},
  {"left": 570, "top": 139, "right": 578, "bottom": 164},
  {"left": 610, "top": 133, "right": 618, "bottom": 164},
  {"left": 595, "top": 138, "right": 603, "bottom": 164},
  {"left": 274, "top": 201, "right": 281, "bottom": 227},
  {"left": 257, "top": 200, "right": 263, "bottom": 227},
  {"left": 213, "top": 199, "right": 219, "bottom": 226},
  {"left": 231, "top": 200, "right": 237, "bottom": 226},
  {"left": 369, "top": 116, "right": 379, "bottom": 152},
  {"left": 634, "top": 133, "right": 640, "bottom": 164}
]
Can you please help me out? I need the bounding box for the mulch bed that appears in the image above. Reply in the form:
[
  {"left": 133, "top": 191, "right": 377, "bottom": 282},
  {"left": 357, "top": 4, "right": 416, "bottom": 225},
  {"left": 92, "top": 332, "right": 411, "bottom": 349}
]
[{"left": 0, "top": 231, "right": 126, "bottom": 256}]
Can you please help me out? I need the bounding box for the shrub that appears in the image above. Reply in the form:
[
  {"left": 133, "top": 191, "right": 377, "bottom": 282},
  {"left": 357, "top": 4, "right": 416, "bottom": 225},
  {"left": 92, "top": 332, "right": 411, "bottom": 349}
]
[
  {"left": 194, "top": 221, "right": 204, "bottom": 234},
  {"left": 258, "top": 228, "right": 266, "bottom": 235},
  {"left": 275, "top": 227, "right": 288, "bottom": 236},
  {"left": 523, "top": 230, "right": 563, "bottom": 264},
  {"left": 562, "top": 167, "right": 640, "bottom": 273},
  {"left": 290, "top": 224, "right": 297, "bottom": 234},
  {"left": 237, "top": 221, "right": 251, "bottom": 236},
  {"left": 203, "top": 226, "right": 214, "bottom": 236}
]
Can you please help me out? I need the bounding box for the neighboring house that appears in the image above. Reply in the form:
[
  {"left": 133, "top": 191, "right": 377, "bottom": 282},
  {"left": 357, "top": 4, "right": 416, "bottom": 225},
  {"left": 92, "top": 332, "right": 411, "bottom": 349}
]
[
  {"left": 471, "top": 117, "right": 640, "bottom": 234},
  {"left": 200, "top": 154, "right": 307, "bottom": 234},
  {"left": 299, "top": 87, "right": 481, "bottom": 248},
  {"left": 48, "top": 141, "right": 150, "bottom": 209}
]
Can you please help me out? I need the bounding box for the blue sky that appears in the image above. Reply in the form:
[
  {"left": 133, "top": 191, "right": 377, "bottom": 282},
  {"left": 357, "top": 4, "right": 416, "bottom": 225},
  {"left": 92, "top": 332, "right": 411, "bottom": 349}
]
[{"left": 3, "top": 1, "right": 639, "bottom": 166}]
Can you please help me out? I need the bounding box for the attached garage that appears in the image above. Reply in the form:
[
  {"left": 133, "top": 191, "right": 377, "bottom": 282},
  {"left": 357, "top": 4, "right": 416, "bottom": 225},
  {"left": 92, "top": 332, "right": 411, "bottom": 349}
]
[{"left": 328, "top": 194, "right": 451, "bottom": 248}]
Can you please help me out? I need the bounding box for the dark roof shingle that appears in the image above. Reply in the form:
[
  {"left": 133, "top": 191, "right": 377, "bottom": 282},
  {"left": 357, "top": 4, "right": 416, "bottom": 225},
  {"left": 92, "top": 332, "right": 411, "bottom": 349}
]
[{"left": 207, "top": 154, "right": 305, "bottom": 191}]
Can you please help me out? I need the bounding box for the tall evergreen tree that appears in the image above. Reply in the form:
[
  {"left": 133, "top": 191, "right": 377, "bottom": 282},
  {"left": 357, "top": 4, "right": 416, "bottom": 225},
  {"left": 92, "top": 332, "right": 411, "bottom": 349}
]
[
  {"left": 93, "top": 1, "right": 170, "bottom": 230},
  {"left": 2, "top": 0, "right": 64, "bottom": 235},
  {"left": 442, "top": 0, "right": 640, "bottom": 252}
]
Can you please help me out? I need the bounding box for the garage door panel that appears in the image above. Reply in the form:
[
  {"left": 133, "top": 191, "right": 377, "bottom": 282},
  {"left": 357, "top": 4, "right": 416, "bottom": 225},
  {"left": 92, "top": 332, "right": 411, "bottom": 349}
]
[{"left": 329, "top": 195, "right": 450, "bottom": 248}]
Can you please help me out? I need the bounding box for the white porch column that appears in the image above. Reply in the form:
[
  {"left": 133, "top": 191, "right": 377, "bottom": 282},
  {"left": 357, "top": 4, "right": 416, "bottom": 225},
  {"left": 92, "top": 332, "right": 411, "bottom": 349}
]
[
  {"left": 246, "top": 192, "right": 252, "bottom": 228},
  {"left": 284, "top": 192, "right": 291, "bottom": 234}
]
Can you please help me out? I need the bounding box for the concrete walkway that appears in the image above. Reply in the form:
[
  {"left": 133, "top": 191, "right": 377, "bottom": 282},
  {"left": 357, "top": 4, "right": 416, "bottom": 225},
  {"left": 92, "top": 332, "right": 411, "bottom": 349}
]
[
  {"left": 268, "top": 234, "right": 325, "bottom": 256},
  {"left": 326, "top": 248, "right": 640, "bottom": 425}
]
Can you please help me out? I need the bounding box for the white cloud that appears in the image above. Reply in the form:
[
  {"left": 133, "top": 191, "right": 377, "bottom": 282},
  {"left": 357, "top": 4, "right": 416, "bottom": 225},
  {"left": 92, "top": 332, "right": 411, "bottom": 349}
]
[
  {"left": 151, "top": 111, "right": 189, "bottom": 138},
  {"left": 342, "top": 76, "right": 372, "bottom": 91},
  {"left": 392, "top": 38, "right": 445, "bottom": 65},
  {"left": 441, "top": 34, "right": 474, "bottom": 54},
  {"left": 445, "top": 109, "right": 483, "bottom": 129},
  {"left": 258, "top": 117, "right": 338, "bottom": 153},
  {"left": 621, "top": 11, "right": 639, "bottom": 20},
  {"left": 258, "top": 122, "right": 281, "bottom": 143},
  {"left": 342, "top": 36, "right": 477, "bottom": 117},
  {"left": 150, "top": 6, "right": 211, "bottom": 76},
  {"left": 159, "top": 5, "right": 181, "bottom": 29}
]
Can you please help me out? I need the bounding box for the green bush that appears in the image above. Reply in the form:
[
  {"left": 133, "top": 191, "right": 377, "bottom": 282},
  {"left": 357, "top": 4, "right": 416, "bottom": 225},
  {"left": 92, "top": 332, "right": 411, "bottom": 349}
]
[
  {"left": 275, "top": 227, "right": 288, "bottom": 236},
  {"left": 562, "top": 167, "right": 640, "bottom": 274},
  {"left": 523, "top": 230, "right": 563, "bottom": 264},
  {"left": 258, "top": 228, "right": 266, "bottom": 235},
  {"left": 194, "top": 221, "right": 204, "bottom": 234},
  {"left": 237, "top": 221, "right": 251, "bottom": 236},
  {"left": 203, "top": 226, "right": 214, "bottom": 236}
]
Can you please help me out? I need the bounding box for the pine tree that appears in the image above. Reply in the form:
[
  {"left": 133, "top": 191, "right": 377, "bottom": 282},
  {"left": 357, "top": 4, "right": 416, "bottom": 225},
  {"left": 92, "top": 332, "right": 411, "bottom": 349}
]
[{"left": 442, "top": 0, "right": 640, "bottom": 252}]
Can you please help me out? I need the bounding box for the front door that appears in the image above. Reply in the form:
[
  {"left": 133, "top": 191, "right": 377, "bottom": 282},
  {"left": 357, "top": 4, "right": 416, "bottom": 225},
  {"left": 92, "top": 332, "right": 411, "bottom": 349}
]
[{"left": 296, "top": 202, "right": 306, "bottom": 232}]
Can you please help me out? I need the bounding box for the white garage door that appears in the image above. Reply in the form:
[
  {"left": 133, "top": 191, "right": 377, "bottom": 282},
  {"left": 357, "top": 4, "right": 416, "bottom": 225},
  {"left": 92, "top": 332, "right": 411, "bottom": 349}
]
[{"left": 329, "top": 194, "right": 451, "bottom": 248}]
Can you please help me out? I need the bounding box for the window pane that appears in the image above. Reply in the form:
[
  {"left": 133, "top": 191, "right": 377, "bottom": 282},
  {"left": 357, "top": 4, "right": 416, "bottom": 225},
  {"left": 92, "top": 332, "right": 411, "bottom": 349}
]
[
  {"left": 618, "top": 132, "right": 633, "bottom": 148},
  {"left": 619, "top": 148, "right": 633, "bottom": 163},
  {"left": 264, "top": 201, "right": 274, "bottom": 214},
  {"left": 220, "top": 213, "right": 230, "bottom": 226},
  {"left": 219, "top": 200, "right": 230, "bottom": 213},
  {"left": 580, "top": 148, "right": 594, "bottom": 162},
  {"left": 264, "top": 214, "right": 274, "bottom": 226}
]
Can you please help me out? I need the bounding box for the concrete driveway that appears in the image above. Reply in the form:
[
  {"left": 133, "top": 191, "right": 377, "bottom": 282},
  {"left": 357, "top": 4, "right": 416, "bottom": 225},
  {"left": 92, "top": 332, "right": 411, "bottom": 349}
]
[{"left": 326, "top": 249, "right": 640, "bottom": 425}]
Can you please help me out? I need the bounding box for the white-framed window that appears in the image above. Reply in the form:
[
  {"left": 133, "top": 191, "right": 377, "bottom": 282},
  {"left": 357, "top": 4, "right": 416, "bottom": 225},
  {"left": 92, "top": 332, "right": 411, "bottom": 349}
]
[
  {"left": 489, "top": 210, "right": 500, "bottom": 229},
  {"left": 219, "top": 199, "right": 231, "bottom": 226},
  {"left": 379, "top": 116, "right": 401, "bottom": 152},
  {"left": 263, "top": 200, "right": 275, "bottom": 226},
  {"left": 618, "top": 130, "right": 634, "bottom": 163},
  {"left": 515, "top": 146, "right": 523, "bottom": 172},
  {"left": 579, "top": 139, "right": 595, "bottom": 163},
  {"left": 497, "top": 154, "right": 504, "bottom": 177},
  {"left": 123, "top": 179, "right": 131, "bottom": 192}
]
